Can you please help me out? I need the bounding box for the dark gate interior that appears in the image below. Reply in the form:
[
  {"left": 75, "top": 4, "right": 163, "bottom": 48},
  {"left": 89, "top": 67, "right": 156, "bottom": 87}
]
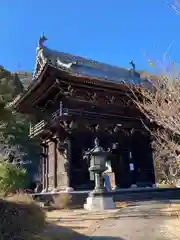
[
  {"left": 70, "top": 129, "right": 155, "bottom": 190},
  {"left": 131, "top": 131, "right": 155, "bottom": 187}
]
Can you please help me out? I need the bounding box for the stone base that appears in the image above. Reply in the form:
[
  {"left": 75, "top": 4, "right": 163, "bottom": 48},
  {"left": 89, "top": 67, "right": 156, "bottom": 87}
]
[
  {"left": 50, "top": 188, "right": 59, "bottom": 193},
  {"left": 84, "top": 195, "right": 115, "bottom": 211},
  {"left": 65, "top": 187, "right": 74, "bottom": 193},
  {"left": 41, "top": 189, "right": 47, "bottom": 193}
]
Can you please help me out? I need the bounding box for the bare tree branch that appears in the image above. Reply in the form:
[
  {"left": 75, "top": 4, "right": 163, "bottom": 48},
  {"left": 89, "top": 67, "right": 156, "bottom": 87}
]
[
  {"left": 131, "top": 53, "right": 180, "bottom": 185},
  {"left": 168, "top": 0, "right": 180, "bottom": 15}
]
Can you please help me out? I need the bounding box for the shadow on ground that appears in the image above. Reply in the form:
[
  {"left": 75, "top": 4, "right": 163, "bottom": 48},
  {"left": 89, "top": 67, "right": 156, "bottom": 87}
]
[{"left": 40, "top": 223, "right": 124, "bottom": 239}]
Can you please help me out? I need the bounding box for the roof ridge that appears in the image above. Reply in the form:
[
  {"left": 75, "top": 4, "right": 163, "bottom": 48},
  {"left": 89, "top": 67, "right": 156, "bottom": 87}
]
[
  {"left": 42, "top": 45, "right": 130, "bottom": 72},
  {"left": 31, "top": 36, "right": 151, "bottom": 87}
]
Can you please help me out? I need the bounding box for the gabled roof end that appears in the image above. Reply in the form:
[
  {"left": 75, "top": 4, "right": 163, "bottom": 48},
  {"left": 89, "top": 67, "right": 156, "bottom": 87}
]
[{"left": 33, "top": 35, "right": 48, "bottom": 80}]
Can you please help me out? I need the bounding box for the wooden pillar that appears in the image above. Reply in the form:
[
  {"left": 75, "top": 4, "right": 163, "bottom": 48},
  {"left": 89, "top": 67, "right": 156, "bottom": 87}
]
[
  {"left": 43, "top": 157, "right": 46, "bottom": 190},
  {"left": 56, "top": 132, "right": 73, "bottom": 191},
  {"left": 66, "top": 135, "right": 73, "bottom": 189},
  {"left": 41, "top": 143, "right": 48, "bottom": 191},
  {"left": 45, "top": 144, "right": 49, "bottom": 191},
  {"left": 54, "top": 140, "right": 57, "bottom": 189},
  {"left": 42, "top": 154, "right": 46, "bottom": 190}
]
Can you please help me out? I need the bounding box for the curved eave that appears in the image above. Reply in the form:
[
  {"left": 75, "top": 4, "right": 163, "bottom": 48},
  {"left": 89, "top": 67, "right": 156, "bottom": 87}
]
[
  {"left": 49, "top": 63, "right": 142, "bottom": 93},
  {"left": 13, "top": 62, "right": 148, "bottom": 113},
  {"left": 13, "top": 63, "right": 49, "bottom": 112}
]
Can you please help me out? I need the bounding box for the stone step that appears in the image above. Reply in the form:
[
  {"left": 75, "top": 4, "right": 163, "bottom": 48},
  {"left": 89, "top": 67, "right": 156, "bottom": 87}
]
[
  {"left": 113, "top": 188, "right": 180, "bottom": 202},
  {"left": 31, "top": 188, "right": 180, "bottom": 207}
]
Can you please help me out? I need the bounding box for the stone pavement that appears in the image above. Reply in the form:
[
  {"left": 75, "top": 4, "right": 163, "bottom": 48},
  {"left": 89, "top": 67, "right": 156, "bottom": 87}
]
[
  {"left": 44, "top": 201, "right": 180, "bottom": 239},
  {"left": 90, "top": 201, "right": 180, "bottom": 240}
]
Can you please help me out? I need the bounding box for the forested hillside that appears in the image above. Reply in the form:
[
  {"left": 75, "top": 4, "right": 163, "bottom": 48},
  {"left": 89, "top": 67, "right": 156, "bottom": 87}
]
[
  {"left": 0, "top": 66, "right": 40, "bottom": 182},
  {"left": 12, "top": 71, "right": 32, "bottom": 90}
]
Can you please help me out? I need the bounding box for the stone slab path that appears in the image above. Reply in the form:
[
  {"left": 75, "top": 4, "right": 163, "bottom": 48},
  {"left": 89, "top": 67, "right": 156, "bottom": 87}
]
[{"left": 90, "top": 201, "right": 180, "bottom": 240}]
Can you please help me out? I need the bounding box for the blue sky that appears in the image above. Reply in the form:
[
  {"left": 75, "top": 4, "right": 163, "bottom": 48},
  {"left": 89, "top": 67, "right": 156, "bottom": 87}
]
[{"left": 0, "top": 0, "right": 179, "bottom": 72}]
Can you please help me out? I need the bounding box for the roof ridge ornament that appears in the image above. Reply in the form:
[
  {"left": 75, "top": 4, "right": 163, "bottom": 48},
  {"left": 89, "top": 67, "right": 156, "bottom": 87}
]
[
  {"left": 37, "top": 35, "right": 48, "bottom": 51},
  {"left": 33, "top": 34, "right": 48, "bottom": 79},
  {"left": 129, "top": 60, "right": 135, "bottom": 71},
  {"left": 57, "top": 59, "right": 77, "bottom": 69}
]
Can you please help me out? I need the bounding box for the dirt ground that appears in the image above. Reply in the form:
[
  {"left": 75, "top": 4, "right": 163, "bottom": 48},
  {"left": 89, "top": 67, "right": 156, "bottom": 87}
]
[
  {"left": 40, "top": 201, "right": 180, "bottom": 239},
  {"left": 45, "top": 208, "right": 119, "bottom": 236}
]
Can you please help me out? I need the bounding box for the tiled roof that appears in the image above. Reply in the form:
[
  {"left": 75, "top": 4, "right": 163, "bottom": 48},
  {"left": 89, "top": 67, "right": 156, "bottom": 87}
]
[{"left": 37, "top": 46, "right": 151, "bottom": 87}]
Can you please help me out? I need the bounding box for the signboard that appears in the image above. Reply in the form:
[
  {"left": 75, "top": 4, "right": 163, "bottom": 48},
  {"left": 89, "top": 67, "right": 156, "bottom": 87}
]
[{"left": 129, "top": 163, "right": 134, "bottom": 171}]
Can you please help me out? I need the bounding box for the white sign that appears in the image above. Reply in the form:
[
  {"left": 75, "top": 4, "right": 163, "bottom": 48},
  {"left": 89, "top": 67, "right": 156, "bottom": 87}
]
[{"left": 129, "top": 163, "right": 134, "bottom": 171}]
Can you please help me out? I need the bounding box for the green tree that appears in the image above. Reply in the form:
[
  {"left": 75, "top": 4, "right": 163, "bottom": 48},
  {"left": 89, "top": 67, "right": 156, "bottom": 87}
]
[
  {"left": 1, "top": 112, "right": 41, "bottom": 179},
  {"left": 0, "top": 101, "right": 12, "bottom": 132},
  {"left": 0, "top": 66, "right": 40, "bottom": 183},
  {"left": 0, "top": 67, "right": 14, "bottom": 129}
]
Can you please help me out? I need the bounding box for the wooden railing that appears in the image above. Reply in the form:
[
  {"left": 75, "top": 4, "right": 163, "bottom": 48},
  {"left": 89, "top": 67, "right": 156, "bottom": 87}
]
[
  {"left": 29, "top": 120, "right": 47, "bottom": 136},
  {"left": 51, "top": 108, "right": 132, "bottom": 120},
  {"left": 29, "top": 107, "right": 68, "bottom": 137},
  {"left": 30, "top": 107, "right": 140, "bottom": 137},
  {"left": 51, "top": 108, "right": 68, "bottom": 120}
]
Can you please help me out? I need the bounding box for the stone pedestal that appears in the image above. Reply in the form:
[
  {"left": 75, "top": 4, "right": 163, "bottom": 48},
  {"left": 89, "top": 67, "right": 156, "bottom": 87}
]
[{"left": 84, "top": 194, "right": 115, "bottom": 211}]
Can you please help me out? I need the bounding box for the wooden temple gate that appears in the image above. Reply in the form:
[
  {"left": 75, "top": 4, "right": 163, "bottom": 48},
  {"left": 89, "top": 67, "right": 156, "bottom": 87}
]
[
  {"left": 33, "top": 99, "right": 155, "bottom": 192},
  {"left": 38, "top": 123, "right": 155, "bottom": 191},
  {"left": 13, "top": 37, "right": 155, "bottom": 192}
]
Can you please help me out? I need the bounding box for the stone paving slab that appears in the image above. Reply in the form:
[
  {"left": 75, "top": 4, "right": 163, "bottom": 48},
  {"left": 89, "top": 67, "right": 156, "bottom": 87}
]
[
  {"left": 90, "top": 201, "right": 180, "bottom": 240},
  {"left": 91, "top": 216, "right": 180, "bottom": 240}
]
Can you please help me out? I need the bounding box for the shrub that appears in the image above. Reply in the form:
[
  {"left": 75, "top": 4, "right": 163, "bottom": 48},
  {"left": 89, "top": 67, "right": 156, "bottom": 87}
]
[
  {"left": 0, "top": 160, "right": 29, "bottom": 196},
  {"left": 0, "top": 194, "right": 46, "bottom": 240},
  {"left": 53, "top": 194, "right": 72, "bottom": 209}
]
